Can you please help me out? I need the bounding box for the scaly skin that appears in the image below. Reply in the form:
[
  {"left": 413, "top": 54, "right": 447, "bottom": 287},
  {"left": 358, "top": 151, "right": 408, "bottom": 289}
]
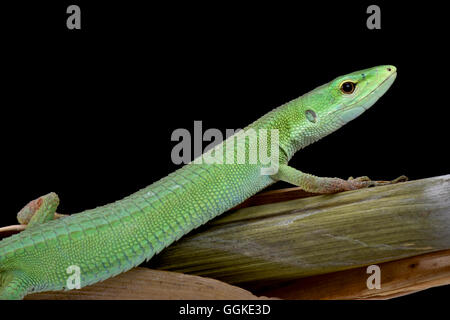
[{"left": 0, "top": 65, "right": 402, "bottom": 299}]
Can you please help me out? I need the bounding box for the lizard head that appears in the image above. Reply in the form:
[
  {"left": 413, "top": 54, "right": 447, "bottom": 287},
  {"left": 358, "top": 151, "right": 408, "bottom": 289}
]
[
  {"left": 305, "top": 65, "right": 396, "bottom": 124},
  {"left": 327, "top": 65, "right": 397, "bottom": 124},
  {"left": 291, "top": 65, "right": 397, "bottom": 149}
]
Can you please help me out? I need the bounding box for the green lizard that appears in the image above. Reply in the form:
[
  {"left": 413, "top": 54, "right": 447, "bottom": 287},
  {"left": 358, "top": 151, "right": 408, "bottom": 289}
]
[{"left": 0, "top": 65, "right": 405, "bottom": 299}]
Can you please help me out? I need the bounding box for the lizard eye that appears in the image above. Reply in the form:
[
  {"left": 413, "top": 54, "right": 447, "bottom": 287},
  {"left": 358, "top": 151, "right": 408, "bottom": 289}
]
[{"left": 340, "top": 81, "right": 356, "bottom": 94}]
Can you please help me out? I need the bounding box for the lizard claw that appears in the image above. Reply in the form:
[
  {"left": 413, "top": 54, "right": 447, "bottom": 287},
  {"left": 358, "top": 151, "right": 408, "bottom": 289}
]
[
  {"left": 391, "top": 175, "right": 408, "bottom": 183},
  {"left": 348, "top": 176, "right": 371, "bottom": 182},
  {"left": 365, "top": 175, "right": 408, "bottom": 188},
  {"left": 347, "top": 175, "right": 408, "bottom": 189}
]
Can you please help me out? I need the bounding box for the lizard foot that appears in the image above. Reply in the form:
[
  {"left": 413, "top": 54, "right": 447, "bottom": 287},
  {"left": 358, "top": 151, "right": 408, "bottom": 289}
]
[{"left": 17, "top": 193, "right": 66, "bottom": 228}]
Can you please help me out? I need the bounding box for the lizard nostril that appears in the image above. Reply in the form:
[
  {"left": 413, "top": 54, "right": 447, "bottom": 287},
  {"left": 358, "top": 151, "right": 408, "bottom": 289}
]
[{"left": 387, "top": 67, "right": 392, "bottom": 72}]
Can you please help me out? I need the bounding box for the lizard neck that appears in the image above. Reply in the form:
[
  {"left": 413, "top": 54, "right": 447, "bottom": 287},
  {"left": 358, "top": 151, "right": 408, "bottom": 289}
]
[
  {"left": 267, "top": 94, "right": 343, "bottom": 161},
  {"left": 247, "top": 96, "right": 326, "bottom": 163}
]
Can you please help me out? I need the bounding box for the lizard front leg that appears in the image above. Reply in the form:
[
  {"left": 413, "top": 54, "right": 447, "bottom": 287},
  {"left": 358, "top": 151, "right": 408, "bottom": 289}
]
[{"left": 272, "top": 164, "right": 407, "bottom": 194}]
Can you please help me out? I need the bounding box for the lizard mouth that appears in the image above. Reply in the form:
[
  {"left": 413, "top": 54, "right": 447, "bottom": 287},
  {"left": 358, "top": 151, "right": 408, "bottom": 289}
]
[{"left": 359, "top": 69, "right": 397, "bottom": 110}]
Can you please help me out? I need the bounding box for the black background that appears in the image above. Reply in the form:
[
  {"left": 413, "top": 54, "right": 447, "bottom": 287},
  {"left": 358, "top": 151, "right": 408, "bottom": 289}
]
[{"left": 1, "top": 0, "right": 449, "bottom": 306}]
